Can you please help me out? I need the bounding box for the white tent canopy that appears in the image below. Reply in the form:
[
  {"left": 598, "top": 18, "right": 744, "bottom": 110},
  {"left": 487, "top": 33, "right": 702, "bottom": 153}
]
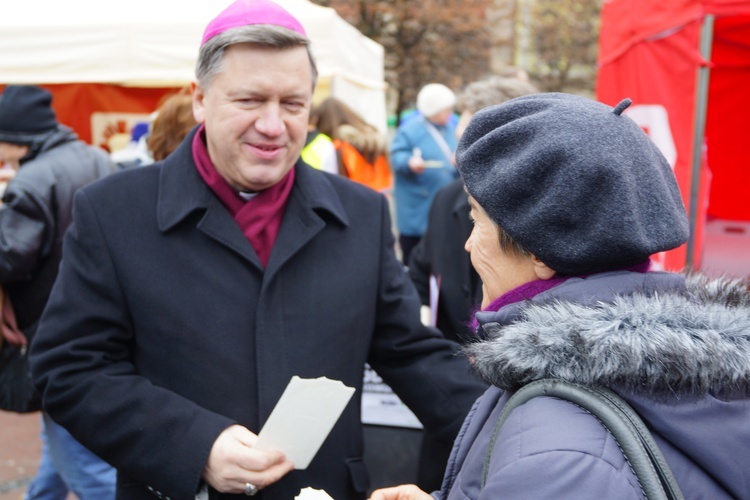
[{"left": 0, "top": 0, "right": 387, "bottom": 131}]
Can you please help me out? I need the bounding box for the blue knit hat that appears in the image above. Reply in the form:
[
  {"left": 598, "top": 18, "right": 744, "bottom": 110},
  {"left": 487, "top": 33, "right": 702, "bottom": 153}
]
[
  {"left": 456, "top": 92, "right": 689, "bottom": 275},
  {"left": 0, "top": 85, "right": 58, "bottom": 145}
]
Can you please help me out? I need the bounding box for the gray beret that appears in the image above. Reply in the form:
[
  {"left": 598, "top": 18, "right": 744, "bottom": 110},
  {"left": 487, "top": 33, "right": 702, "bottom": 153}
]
[{"left": 456, "top": 92, "right": 689, "bottom": 275}]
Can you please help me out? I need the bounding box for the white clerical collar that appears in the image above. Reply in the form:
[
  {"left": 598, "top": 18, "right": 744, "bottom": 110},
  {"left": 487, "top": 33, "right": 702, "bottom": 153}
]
[{"left": 238, "top": 191, "right": 259, "bottom": 201}]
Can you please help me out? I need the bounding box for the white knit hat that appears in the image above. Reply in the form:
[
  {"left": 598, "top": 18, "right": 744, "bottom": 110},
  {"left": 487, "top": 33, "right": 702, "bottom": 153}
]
[{"left": 416, "top": 83, "right": 456, "bottom": 118}]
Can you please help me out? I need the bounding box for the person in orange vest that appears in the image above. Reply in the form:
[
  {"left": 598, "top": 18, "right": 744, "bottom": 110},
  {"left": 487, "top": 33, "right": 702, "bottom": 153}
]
[{"left": 312, "top": 97, "right": 392, "bottom": 193}]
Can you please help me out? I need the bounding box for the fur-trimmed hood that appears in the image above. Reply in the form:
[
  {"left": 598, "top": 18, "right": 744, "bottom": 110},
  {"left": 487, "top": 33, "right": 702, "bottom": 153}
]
[
  {"left": 467, "top": 272, "right": 750, "bottom": 397},
  {"left": 336, "top": 124, "right": 387, "bottom": 160}
]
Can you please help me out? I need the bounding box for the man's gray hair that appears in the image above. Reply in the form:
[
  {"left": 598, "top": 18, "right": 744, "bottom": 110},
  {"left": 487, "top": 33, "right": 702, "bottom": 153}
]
[
  {"left": 196, "top": 24, "right": 318, "bottom": 89},
  {"left": 456, "top": 77, "right": 539, "bottom": 114}
]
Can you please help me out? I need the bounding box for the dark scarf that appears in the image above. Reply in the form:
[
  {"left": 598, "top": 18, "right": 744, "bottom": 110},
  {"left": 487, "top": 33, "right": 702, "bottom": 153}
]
[{"left": 192, "top": 125, "right": 295, "bottom": 268}]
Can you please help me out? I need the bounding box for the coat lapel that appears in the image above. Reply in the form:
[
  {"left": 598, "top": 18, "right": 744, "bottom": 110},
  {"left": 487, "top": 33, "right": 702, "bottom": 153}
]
[
  {"left": 156, "top": 128, "right": 261, "bottom": 269},
  {"left": 156, "top": 130, "right": 349, "bottom": 275},
  {"left": 264, "top": 163, "right": 349, "bottom": 282}
]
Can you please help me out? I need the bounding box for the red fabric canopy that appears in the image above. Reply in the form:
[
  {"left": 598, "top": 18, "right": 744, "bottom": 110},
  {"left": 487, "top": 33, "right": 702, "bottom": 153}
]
[
  {"left": 597, "top": 0, "right": 750, "bottom": 271},
  {"left": 0, "top": 84, "right": 182, "bottom": 148}
]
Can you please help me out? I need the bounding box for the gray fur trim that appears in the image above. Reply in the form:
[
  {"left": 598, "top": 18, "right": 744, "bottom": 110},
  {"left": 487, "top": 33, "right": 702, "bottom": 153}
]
[{"left": 466, "top": 275, "right": 750, "bottom": 396}]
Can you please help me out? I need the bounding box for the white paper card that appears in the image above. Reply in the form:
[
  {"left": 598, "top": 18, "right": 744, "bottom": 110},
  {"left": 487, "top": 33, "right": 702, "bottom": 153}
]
[
  {"left": 295, "top": 487, "right": 335, "bottom": 500},
  {"left": 255, "top": 376, "right": 355, "bottom": 469}
]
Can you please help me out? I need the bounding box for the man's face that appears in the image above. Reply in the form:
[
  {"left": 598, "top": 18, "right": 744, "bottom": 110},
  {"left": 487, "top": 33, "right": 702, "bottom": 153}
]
[
  {"left": 192, "top": 43, "right": 313, "bottom": 192},
  {"left": 0, "top": 142, "right": 29, "bottom": 170}
]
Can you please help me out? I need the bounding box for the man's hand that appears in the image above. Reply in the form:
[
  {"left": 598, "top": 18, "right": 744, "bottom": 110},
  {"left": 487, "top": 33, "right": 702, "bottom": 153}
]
[
  {"left": 0, "top": 169, "right": 16, "bottom": 183},
  {"left": 408, "top": 155, "right": 426, "bottom": 174},
  {"left": 368, "top": 484, "right": 433, "bottom": 500},
  {"left": 0, "top": 168, "right": 16, "bottom": 198},
  {"left": 203, "top": 425, "right": 294, "bottom": 495}
]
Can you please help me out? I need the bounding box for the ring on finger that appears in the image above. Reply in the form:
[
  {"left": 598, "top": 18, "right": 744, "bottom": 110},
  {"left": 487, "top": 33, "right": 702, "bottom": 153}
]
[{"left": 244, "top": 482, "right": 259, "bottom": 496}]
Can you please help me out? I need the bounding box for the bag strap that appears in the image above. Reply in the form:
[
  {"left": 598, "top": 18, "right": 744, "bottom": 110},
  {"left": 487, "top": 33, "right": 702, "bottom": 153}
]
[
  {"left": 421, "top": 117, "right": 454, "bottom": 164},
  {"left": 482, "top": 379, "right": 684, "bottom": 500}
]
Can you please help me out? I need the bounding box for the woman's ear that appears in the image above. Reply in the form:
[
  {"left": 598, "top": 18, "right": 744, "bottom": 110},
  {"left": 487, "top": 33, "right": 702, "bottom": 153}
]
[{"left": 532, "top": 255, "right": 556, "bottom": 280}]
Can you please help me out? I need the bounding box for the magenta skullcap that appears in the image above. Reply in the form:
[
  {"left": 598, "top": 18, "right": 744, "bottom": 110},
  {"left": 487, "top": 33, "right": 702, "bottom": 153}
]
[{"left": 201, "top": 0, "right": 306, "bottom": 45}]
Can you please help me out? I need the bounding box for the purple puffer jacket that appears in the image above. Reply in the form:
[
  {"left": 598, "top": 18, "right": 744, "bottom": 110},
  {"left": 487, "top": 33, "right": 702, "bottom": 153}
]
[{"left": 436, "top": 271, "right": 750, "bottom": 499}]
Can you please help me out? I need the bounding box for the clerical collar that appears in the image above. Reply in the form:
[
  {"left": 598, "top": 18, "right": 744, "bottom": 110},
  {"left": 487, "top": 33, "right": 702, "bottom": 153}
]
[{"left": 238, "top": 191, "right": 259, "bottom": 201}]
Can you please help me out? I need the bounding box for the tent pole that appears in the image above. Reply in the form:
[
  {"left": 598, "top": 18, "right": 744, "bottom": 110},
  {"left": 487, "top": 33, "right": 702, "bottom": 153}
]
[{"left": 685, "top": 14, "right": 714, "bottom": 270}]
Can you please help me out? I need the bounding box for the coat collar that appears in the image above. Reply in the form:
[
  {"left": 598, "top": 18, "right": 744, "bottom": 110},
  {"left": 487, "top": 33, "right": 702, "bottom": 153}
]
[
  {"left": 467, "top": 272, "right": 750, "bottom": 397},
  {"left": 20, "top": 126, "right": 78, "bottom": 165},
  {"left": 288, "top": 153, "right": 350, "bottom": 228},
  {"left": 157, "top": 127, "right": 349, "bottom": 234}
]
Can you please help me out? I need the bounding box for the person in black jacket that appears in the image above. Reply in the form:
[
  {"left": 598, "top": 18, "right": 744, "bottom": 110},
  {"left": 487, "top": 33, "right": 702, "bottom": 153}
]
[
  {"left": 408, "top": 76, "right": 539, "bottom": 492},
  {"left": 0, "top": 85, "right": 116, "bottom": 499}
]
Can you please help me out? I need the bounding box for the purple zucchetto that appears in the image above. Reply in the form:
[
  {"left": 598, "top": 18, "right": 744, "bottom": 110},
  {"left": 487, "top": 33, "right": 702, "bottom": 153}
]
[{"left": 201, "top": 0, "right": 306, "bottom": 46}]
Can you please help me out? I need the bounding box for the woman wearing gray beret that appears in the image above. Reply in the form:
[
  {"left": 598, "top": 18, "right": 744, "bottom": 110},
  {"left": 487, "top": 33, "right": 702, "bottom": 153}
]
[{"left": 370, "top": 93, "right": 750, "bottom": 499}]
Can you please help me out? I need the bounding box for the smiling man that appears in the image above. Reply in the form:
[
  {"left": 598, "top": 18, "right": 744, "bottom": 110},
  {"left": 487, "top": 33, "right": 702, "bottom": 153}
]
[
  {"left": 192, "top": 42, "right": 312, "bottom": 193},
  {"left": 28, "top": 1, "right": 485, "bottom": 499}
]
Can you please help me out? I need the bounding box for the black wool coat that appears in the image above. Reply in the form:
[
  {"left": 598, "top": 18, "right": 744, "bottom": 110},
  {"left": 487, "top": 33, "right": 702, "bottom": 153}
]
[
  {"left": 30, "top": 129, "right": 484, "bottom": 500},
  {"left": 409, "top": 179, "right": 482, "bottom": 344}
]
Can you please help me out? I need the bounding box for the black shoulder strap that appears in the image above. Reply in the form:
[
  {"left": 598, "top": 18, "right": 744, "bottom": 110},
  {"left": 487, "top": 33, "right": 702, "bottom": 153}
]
[{"left": 482, "top": 379, "right": 684, "bottom": 500}]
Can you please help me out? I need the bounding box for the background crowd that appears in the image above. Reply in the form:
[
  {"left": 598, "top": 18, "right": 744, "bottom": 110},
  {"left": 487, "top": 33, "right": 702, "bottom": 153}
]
[{"left": 0, "top": 0, "right": 748, "bottom": 499}]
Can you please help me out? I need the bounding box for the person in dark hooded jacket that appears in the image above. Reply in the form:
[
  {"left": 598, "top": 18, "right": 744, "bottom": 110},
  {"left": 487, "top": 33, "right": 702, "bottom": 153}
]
[
  {"left": 0, "top": 84, "right": 116, "bottom": 499},
  {"left": 370, "top": 93, "right": 750, "bottom": 499}
]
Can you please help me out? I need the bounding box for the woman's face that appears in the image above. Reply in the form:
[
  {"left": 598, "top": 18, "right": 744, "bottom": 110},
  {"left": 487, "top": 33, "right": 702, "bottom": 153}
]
[
  {"left": 464, "top": 196, "right": 543, "bottom": 308},
  {"left": 427, "top": 108, "right": 454, "bottom": 126}
]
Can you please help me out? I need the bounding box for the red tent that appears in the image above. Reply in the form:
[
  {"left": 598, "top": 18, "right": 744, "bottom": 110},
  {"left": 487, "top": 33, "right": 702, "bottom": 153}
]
[
  {"left": 596, "top": 0, "right": 750, "bottom": 271},
  {"left": 0, "top": 84, "right": 181, "bottom": 149}
]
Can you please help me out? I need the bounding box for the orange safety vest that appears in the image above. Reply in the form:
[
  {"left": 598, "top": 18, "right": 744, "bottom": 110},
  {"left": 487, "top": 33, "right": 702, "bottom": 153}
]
[{"left": 333, "top": 140, "right": 393, "bottom": 193}]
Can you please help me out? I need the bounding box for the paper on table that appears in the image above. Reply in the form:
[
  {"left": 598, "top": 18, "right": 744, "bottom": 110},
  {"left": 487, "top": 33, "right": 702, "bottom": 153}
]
[
  {"left": 255, "top": 376, "right": 355, "bottom": 469},
  {"left": 295, "top": 487, "right": 335, "bottom": 500}
]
